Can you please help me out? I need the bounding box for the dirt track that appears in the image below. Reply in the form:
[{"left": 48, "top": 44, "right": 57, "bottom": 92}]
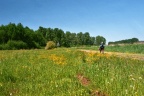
[{"left": 79, "top": 49, "right": 144, "bottom": 61}]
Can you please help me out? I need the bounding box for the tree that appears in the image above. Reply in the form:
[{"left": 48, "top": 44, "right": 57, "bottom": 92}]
[
  {"left": 37, "top": 26, "right": 47, "bottom": 38},
  {"left": 108, "top": 38, "right": 139, "bottom": 45},
  {"left": 64, "top": 31, "right": 71, "bottom": 47},
  {"left": 6, "top": 23, "right": 17, "bottom": 40},
  {"left": 70, "top": 33, "right": 77, "bottom": 46},
  {"left": 77, "top": 32, "right": 84, "bottom": 45},
  {"left": 83, "top": 32, "right": 91, "bottom": 45},
  {"left": 46, "top": 28, "right": 54, "bottom": 41},
  {"left": 34, "top": 31, "right": 46, "bottom": 46},
  {"left": 53, "top": 28, "right": 65, "bottom": 46},
  {"left": 95, "top": 35, "right": 106, "bottom": 45},
  {"left": 131, "top": 38, "right": 139, "bottom": 43},
  {"left": 0, "top": 30, "right": 6, "bottom": 44},
  {"left": 0, "top": 22, "right": 108, "bottom": 49},
  {"left": 90, "top": 37, "right": 95, "bottom": 45}
]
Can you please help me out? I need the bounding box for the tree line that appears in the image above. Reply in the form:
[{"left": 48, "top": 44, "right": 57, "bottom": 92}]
[
  {"left": 108, "top": 38, "right": 139, "bottom": 45},
  {"left": 0, "top": 23, "right": 106, "bottom": 49}
]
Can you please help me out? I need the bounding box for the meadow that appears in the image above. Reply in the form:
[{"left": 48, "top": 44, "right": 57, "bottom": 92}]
[
  {"left": 0, "top": 48, "right": 144, "bottom": 96},
  {"left": 77, "top": 44, "right": 144, "bottom": 54}
]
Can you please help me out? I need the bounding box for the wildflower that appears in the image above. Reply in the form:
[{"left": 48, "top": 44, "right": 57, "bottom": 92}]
[
  {"left": 125, "top": 89, "right": 128, "bottom": 94},
  {"left": 130, "top": 85, "right": 135, "bottom": 90},
  {"left": 10, "top": 93, "right": 12, "bottom": 96},
  {"left": 0, "top": 83, "right": 2, "bottom": 86},
  {"left": 129, "top": 74, "right": 133, "bottom": 77},
  {"left": 138, "top": 77, "right": 142, "bottom": 80},
  {"left": 135, "top": 92, "right": 138, "bottom": 95},
  {"left": 110, "top": 78, "right": 114, "bottom": 81},
  {"left": 131, "top": 78, "right": 135, "bottom": 81},
  {"left": 130, "top": 85, "right": 133, "bottom": 88}
]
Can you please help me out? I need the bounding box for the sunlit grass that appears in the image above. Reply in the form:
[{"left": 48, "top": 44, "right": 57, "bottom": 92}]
[
  {"left": 0, "top": 48, "right": 144, "bottom": 96},
  {"left": 77, "top": 44, "right": 144, "bottom": 54}
]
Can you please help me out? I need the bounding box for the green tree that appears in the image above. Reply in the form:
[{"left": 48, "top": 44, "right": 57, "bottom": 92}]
[
  {"left": 90, "top": 37, "right": 95, "bottom": 45},
  {"left": 53, "top": 28, "right": 65, "bottom": 46},
  {"left": 0, "top": 25, "right": 9, "bottom": 44},
  {"left": 34, "top": 31, "right": 46, "bottom": 46},
  {"left": 6, "top": 23, "right": 17, "bottom": 40},
  {"left": 108, "top": 38, "right": 139, "bottom": 45},
  {"left": 37, "top": 26, "right": 47, "bottom": 38},
  {"left": 64, "top": 31, "right": 71, "bottom": 47},
  {"left": 96, "top": 35, "right": 106, "bottom": 45},
  {"left": 0, "top": 30, "right": 6, "bottom": 44},
  {"left": 77, "top": 32, "right": 84, "bottom": 45},
  {"left": 83, "top": 32, "right": 91, "bottom": 45},
  {"left": 131, "top": 38, "right": 139, "bottom": 43},
  {"left": 16, "top": 23, "right": 25, "bottom": 40},
  {"left": 70, "top": 33, "right": 77, "bottom": 46},
  {"left": 46, "top": 28, "right": 54, "bottom": 41}
]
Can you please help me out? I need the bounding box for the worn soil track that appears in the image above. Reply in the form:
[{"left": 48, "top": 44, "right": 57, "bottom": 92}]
[
  {"left": 79, "top": 49, "right": 144, "bottom": 61},
  {"left": 76, "top": 73, "right": 108, "bottom": 96}
]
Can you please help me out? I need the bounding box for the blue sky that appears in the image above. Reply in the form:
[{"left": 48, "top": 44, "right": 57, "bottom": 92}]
[{"left": 0, "top": 0, "right": 144, "bottom": 43}]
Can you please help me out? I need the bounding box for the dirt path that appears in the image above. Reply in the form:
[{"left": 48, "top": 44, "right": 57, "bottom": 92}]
[
  {"left": 77, "top": 73, "right": 108, "bottom": 96},
  {"left": 79, "top": 49, "right": 144, "bottom": 61}
]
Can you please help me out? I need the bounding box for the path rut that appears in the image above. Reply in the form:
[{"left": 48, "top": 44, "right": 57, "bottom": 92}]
[{"left": 79, "top": 49, "right": 144, "bottom": 61}]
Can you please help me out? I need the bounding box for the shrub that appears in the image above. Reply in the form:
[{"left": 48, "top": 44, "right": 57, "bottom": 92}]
[
  {"left": 6, "top": 40, "right": 27, "bottom": 50},
  {"left": 27, "top": 41, "right": 41, "bottom": 49},
  {"left": 45, "top": 41, "right": 56, "bottom": 50},
  {"left": 0, "top": 44, "right": 5, "bottom": 50},
  {"left": 33, "top": 41, "right": 41, "bottom": 49},
  {"left": 0, "top": 44, "right": 10, "bottom": 50}
]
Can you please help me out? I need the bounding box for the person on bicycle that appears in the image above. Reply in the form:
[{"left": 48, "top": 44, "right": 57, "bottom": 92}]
[{"left": 99, "top": 42, "right": 105, "bottom": 53}]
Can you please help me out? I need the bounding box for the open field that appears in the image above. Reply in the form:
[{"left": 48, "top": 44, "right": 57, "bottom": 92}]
[
  {"left": 0, "top": 48, "right": 144, "bottom": 96},
  {"left": 77, "top": 44, "right": 144, "bottom": 54},
  {"left": 80, "top": 49, "right": 144, "bottom": 61}
]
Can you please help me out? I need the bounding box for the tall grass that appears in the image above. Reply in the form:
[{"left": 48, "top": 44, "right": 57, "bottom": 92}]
[
  {"left": 106, "top": 44, "right": 144, "bottom": 54},
  {"left": 0, "top": 48, "right": 144, "bottom": 96}
]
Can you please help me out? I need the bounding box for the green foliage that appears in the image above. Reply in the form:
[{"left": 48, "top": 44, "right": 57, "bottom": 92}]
[
  {"left": 0, "top": 40, "right": 27, "bottom": 50},
  {"left": 7, "top": 40, "right": 28, "bottom": 49},
  {"left": 0, "top": 22, "right": 108, "bottom": 49},
  {"left": 96, "top": 35, "right": 106, "bottom": 45},
  {"left": 108, "top": 38, "right": 139, "bottom": 45},
  {"left": 34, "top": 32, "right": 46, "bottom": 46},
  {"left": 45, "top": 41, "right": 56, "bottom": 50},
  {"left": 0, "top": 23, "right": 43, "bottom": 49}
]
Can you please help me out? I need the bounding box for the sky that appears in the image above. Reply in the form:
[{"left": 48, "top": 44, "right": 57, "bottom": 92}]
[{"left": 0, "top": 0, "right": 144, "bottom": 43}]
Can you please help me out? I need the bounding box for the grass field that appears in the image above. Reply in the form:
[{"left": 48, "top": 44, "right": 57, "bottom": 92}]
[
  {"left": 77, "top": 44, "right": 144, "bottom": 54},
  {"left": 0, "top": 48, "right": 144, "bottom": 96}
]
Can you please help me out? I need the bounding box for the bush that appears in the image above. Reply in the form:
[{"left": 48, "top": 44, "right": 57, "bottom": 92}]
[
  {"left": 33, "top": 41, "right": 41, "bottom": 49},
  {"left": 0, "top": 44, "right": 5, "bottom": 50},
  {"left": 6, "top": 40, "right": 27, "bottom": 50},
  {"left": 27, "top": 41, "right": 41, "bottom": 49},
  {"left": 0, "top": 44, "right": 10, "bottom": 50},
  {"left": 45, "top": 41, "right": 56, "bottom": 50},
  {"left": 0, "top": 40, "right": 42, "bottom": 50}
]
